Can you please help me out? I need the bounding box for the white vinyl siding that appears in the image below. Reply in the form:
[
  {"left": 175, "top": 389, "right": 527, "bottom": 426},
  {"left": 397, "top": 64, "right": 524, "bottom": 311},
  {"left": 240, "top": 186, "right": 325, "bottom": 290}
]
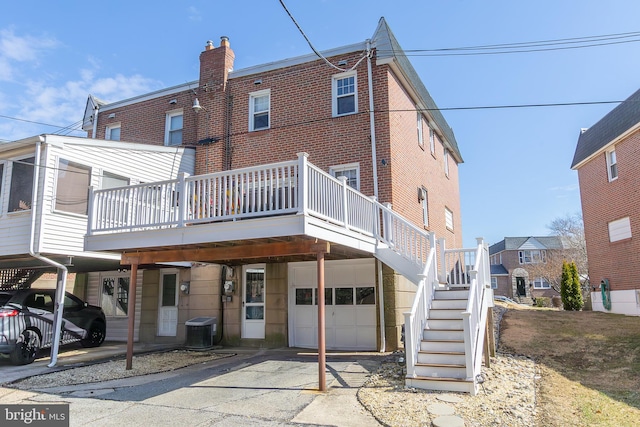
[{"left": 608, "top": 217, "right": 631, "bottom": 242}]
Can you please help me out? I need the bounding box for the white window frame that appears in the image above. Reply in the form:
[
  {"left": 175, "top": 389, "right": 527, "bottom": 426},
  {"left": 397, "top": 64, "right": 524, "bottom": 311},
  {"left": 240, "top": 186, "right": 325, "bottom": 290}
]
[
  {"left": 105, "top": 123, "right": 121, "bottom": 141},
  {"left": 608, "top": 216, "right": 632, "bottom": 242},
  {"left": 518, "top": 250, "right": 546, "bottom": 264},
  {"left": 533, "top": 277, "right": 551, "bottom": 289},
  {"left": 99, "top": 271, "right": 130, "bottom": 318},
  {"left": 53, "top": 158, "right": 92, "bottom": 216},
  {"left": 329, "top": 163, "right": 360, "bottom": 190},
  {"left": 249, "top": 89, "right": 271, "bottom": 131},
  {"left": 606, "top": 148, "right": 618, "bottom": 181},
  {"left": 332, "top": 71, "right": 357, "bottom": 117},
  {"left": 164, "top": 109, "right": 183, "bottom": 146},
  {"left": 417, "top": 111, "right": 424, "bottom": 149},
  {"left": 444, "top": 148, "right": 450, "bottom": 177},
  {"left": 420, "top": 187, "right": 429, "bottom": 227},
  {"left": 445, "top": 207, "right": 454, "bottom": 231},
  {"left": 429, "top": 127, "right": 436, "bottom": 155},
  {"left": 8, "top": 156, "right": 35, "bottom": 213},
  {"left": 491, "top": 277, "right": 498, "bottom": 289}
]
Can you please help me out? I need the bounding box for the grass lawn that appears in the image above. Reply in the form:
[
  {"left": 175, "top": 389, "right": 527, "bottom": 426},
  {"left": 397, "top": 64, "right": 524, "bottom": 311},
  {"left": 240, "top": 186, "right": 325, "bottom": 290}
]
[{"left": 498, "top": 306, "right": 640, "bottom": 426}]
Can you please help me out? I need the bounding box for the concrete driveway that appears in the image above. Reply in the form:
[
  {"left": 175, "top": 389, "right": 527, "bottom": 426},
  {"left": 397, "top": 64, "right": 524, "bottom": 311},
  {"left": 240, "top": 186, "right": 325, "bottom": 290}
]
[{"left": 0, "top": 345, "right": 387, "bottom": 426}]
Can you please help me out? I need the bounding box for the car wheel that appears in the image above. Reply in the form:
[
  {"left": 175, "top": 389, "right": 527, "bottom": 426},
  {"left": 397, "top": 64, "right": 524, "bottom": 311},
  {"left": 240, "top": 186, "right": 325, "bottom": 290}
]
[
  {"left": 81, "top": 321, "right": 106, "bottom": 348},
  {"left": 10, "top": 329, "right": 41, "bottom": 365}
]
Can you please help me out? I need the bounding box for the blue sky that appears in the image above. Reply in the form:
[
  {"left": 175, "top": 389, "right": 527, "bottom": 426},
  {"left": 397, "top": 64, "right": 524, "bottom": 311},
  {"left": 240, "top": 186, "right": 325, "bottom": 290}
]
[{"left": 1, "top": 1, "right": 639, "bottom": 247}]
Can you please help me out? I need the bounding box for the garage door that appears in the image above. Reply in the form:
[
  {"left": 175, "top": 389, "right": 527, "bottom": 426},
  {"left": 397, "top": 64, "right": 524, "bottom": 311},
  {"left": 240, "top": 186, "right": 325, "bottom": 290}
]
[{"left": 288, "top": 259, "right": 376, "bottom": 350}]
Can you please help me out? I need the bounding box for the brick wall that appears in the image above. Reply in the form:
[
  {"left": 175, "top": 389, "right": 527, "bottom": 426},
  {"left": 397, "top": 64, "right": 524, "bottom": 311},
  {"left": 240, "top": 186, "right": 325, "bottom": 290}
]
[{"left": 577, "top": 129, "right": 640, "bottom": 292}]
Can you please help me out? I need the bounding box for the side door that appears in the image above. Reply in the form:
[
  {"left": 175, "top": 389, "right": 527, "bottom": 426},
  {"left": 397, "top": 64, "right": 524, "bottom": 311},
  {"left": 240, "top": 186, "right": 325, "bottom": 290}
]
[
  {"left": 242, "top": 264, "right": 265, "bottom": 339},
  {"left": 158, "top": 269, "right": 179, "bottom": 336}
]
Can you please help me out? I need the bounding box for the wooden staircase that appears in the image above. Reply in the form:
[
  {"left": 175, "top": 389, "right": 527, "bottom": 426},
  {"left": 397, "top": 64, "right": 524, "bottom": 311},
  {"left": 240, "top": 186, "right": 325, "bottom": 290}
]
[
  {"left": 0, "top": 268, "right": 43, "bottom": 290},
  {"left": 406, "top": 288, "right": 476, "bottom": 393}
]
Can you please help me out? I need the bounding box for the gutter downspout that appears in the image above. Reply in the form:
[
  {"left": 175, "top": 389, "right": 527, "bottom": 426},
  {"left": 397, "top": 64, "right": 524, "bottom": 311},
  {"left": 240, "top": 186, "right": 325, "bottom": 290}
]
[
  {"left": 29, "top": 135, "right": 68, "bottom": 368},
  {"left": 91, "top": 104, "right": 99, "bottom": 139},
  {"left": 367, "top": 39, "right": 386, "bottom": 352}
]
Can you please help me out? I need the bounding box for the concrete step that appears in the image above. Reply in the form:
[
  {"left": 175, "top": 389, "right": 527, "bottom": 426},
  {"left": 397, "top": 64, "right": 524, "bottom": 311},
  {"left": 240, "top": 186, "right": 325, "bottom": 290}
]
[
  {"left": 406, "top": 376, "right": 476, "bottom": 394},
  {"left": 417, "top": 351, "right": 466, "bottom": 365},
  {"left": 423, "top": 329, "right": 464, "bottom": 341},
  {"left": 426, "top": 319, "right": 463, "bottom": 330},
  {"left": 420, "top": 339, "right": 465, "bottom": 353}
]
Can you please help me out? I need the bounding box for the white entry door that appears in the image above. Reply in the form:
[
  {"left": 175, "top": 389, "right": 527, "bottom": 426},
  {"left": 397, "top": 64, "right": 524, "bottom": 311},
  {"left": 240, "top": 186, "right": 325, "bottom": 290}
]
[
  {"left": 158, "top": 270, "right": 179, "bottom": 336},
  {"left": 242, "top": 264, "right": 266, "bottom": 339}
]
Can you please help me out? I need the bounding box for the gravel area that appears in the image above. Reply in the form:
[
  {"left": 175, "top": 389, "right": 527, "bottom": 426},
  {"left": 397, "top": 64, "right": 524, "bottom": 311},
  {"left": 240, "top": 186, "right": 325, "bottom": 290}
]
[{"left": 10, "top": 305, "right": 536, "bottom": 426}]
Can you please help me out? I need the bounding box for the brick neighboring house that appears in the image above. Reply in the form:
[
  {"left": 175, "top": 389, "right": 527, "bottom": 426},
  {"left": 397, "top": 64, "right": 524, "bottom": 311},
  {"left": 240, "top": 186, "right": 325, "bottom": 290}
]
[
  {"left": 489, "top": 236, "right": 566, "bottom": 304},
  {"left": 79, "top": 18, "right": 465, "bottom": 352},
  {"left": 571, "top": 88, "right": 640, "bottom": 316}
]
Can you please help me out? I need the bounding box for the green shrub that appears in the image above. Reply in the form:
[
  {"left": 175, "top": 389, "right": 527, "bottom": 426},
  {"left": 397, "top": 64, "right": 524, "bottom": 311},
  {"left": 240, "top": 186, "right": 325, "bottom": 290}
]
[
  {"left": 534, "top": 297, "right": 550, "bottom": 307},
  {"left": 561, "top": 260, "right": 584, "bottom": 311}
]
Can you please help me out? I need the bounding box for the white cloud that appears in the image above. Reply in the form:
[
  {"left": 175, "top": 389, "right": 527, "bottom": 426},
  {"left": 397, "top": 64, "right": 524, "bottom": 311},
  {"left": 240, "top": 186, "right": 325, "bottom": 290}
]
[
  {"left": 188, "top": 6, "right": 202, "bottom": 22},
  {"left": 0, "top": 29, "right": 58, "bottom": 81}
]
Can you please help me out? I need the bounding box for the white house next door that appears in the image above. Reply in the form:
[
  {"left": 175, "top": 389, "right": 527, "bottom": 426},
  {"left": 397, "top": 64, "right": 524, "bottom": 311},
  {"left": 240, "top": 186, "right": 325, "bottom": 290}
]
[
  {"left": 158, "top": 270, "right": 179, "bottom": 336},
  {"left": 242, "top": 265, "right": 266, "bottom": 339}
]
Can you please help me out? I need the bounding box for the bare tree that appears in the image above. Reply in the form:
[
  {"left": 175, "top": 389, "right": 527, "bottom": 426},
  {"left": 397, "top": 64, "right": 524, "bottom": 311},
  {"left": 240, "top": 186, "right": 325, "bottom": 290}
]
[{"left": 547, "top": 212, "right": 588, "bottom": 276}]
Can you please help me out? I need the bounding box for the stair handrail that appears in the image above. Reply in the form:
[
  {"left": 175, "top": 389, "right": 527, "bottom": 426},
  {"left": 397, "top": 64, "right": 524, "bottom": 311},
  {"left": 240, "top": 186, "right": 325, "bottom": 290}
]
[
  {"left": 403, "top": 232, "right": 438, "bottom": 379},
  {"left": 461, "top": 238, "right": 491, "bottom": 387}
]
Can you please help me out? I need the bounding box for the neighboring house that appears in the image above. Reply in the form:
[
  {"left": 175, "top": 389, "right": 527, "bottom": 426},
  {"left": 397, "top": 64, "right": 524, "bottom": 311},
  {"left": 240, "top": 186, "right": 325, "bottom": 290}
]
[
  {"left": 0, "top": 134, "right": 195, "bottom": 342},
  {"left": 79, "top": 17, "right": 467, "bottom": 353},
  {"left": 571, "top": 88, "right": 640, "bottom": 316},
  {"left": 489, "top": 236, "right": 568, "bottom": 303}
]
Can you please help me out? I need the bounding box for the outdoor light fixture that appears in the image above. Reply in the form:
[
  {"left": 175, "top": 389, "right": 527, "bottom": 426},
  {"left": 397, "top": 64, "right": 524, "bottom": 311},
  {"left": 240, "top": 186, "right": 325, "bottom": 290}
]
[
  {"left": 169, "top": 99, "right": 177, "bottom": 104},
  {"left": 192, "top": 98, "right": 205, "bottom": 113},
  {"left": 254, "top": 79, "right": 262, "bottom": 85}
]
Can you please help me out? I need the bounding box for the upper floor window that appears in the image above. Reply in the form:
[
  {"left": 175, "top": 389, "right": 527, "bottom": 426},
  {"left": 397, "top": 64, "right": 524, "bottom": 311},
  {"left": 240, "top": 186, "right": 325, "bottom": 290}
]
[
  {"left": 606, "top": 148, "right": 618, "bottom": 181},
  {"left": 332, "top": 72, "right": 357, "bottom": 116},
  {"left": 101, "top": 172, "right": 129, "bottom": 189},
  {"left": 9, "top": 157, "right": 35, "bottom": 212},
  {"left": 55, "top": 159, "right": 91, "bottom": 215},
  {"left": 165, "top": 110, "right": 183, "bottom": 146},
  {"left": 329, "top": 163, "right": 359, "bottom": 190},
  {"left": 444, "top": 148, "right": 450, "bottom": 177},
  {"left": 518, "top": 250, "right": 546, "bottom": 264},
  {"left": 429, "top": 127, "right": 436, "bottom": 155},
  {"left": 417, "top": 112, "right": 424, "bottom": 149},
  {"left": 445, "top": 207, "right": 454, "bottom": 230},
  {"left": 249, "top": 90, "right": 270, "bottom": 131},
  {"left": 106, "top": 124, "right": 121, "bottom": 141}
]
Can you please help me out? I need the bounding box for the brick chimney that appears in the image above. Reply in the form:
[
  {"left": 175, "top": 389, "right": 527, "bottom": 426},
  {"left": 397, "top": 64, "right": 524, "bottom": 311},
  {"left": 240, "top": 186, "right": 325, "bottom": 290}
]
[{"left": 198, "top": 36, "right": 235, "bottom": 93}]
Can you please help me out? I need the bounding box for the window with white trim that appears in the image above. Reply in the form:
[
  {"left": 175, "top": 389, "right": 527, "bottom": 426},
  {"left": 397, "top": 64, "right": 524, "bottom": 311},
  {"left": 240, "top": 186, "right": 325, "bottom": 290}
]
[
  {"left": 429, "top": 127, "right": 435, "bottom": 155},
  {"left": 445, "top": 207, "right": 454, "bottom": 230},
  {"left": 106, "top": 124, "right": 121, "bottom": 141},
  {"left": 606, "top": 148, "right": 618, "bottom": 181},
  {"left": 9, "top": 156, "right": 35, "bottom": 212},
  {"left": 417, "top": 112, "right": 424, "bottom": 148},
  {"left": 533, "top": 277, "right": 551, "bottom": 289},
  {"left": 332, "top": 71, "right": 357, "bottom": 116},
  {"left": 420, "top": 187, "right": 429, "bottom": 227},
  {"left": 101, "top": 172, "right": 129, "bottom": 189},
  {"left": 608, "top": 217, "right": 631, "bottom": 242},
  {"left": 329, "top": 163, "right": 360, "bottom": 190},
  {"left": 444, "top": 148, "right": 450, "bottom": 177},
  {"left": 55, "top": 159, "right": 91, "bottom": 215},
  {"left": 100, "top": 273, "right": 130, "bottom": 317},
  {"left": 491, "top": 277, "right": 498, "bottom": 289},
  {"left": 164, "top": 110, "right": 183, "bottom": 146},
  {"left": 249, "top": 89, "right": 270, "bottom": 131},
  {"left": 518, "top": 250, "right": 546, "bottom": 264}
]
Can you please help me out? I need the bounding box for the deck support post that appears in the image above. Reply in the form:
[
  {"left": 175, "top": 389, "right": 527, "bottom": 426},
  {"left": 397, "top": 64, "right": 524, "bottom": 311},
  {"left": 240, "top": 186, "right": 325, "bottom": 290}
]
[
  {"left": 126, "top": 262, "right": 138, "bottom": 370},
  {"left": 317, "top": 249, "right": 326, "bottom": 391}
]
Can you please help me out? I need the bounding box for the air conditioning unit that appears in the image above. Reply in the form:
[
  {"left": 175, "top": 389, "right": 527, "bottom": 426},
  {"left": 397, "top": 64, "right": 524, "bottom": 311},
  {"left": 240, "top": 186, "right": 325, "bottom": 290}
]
[{"left": 185, "top": 317, "right": 217, "bottom": 349}]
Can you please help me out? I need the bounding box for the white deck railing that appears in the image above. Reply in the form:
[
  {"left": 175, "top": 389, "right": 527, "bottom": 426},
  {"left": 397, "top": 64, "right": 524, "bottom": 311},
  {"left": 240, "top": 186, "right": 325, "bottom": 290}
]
[{"left": 403, "top": 232, "right": 438, "bottom": 378}]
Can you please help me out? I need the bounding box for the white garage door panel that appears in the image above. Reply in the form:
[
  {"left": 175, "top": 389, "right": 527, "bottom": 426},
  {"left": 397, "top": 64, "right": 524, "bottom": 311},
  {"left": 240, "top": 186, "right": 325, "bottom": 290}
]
[{"left": 289, "top": 259, "right": 376, "bottom": 351}]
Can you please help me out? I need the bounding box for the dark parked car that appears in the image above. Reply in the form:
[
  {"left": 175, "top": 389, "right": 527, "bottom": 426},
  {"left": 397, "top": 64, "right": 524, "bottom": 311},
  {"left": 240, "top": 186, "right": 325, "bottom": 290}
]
[{"left": 0, "top": 289, "right": 106, "bottom": 365}]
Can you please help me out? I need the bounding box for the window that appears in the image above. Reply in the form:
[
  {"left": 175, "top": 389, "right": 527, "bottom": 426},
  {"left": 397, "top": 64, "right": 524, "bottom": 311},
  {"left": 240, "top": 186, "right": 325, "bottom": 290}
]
[
  {"left": 101, "top": 172, "right": 129, "bottom": 189},
  {"left": 445, "top": 207, "right": 454, "bottom": 230},
  {"left": 444, "top": 148, "right": 450, "bottom": 177},
  {"left": 533, "top": 278, "right": 551, "bottom": 289},
  {"left": 491, "top": 277, "right": 498, "bottom": 289},
  {"left": 429, "top": 127, "right": 436, "bottom": 155},
  {"left": 608, "top": 217, "right": 631, "bottom": 242},
  {"left": 100, "top": 275, "right": 130, "bottom": 317},
  {"left": 356, "top": 287, "right": 375, "bottom": 304},
  {"left": 420, "top": 187, "right": 429, "bottom": 227},
  {"left": 165, "top": 110, "right": 183, "bottom": 146},
  {"left": 249, "top": 90, "right": 270, "bottom": 131},
  {"left": 417, "top": 112, "right": 424, "bottom": 148},
  {"left": 518, "top": 250, "right": 546, "bottom": 264},
  {"left": 106, "top": 124, "right": 121, "bottom": 141},
  {"left": 332, "top": 72, "right": 357, "bottom": 116},
  {"left": 606, "top": 148, "right": 618, "bottom": 181},
  {"left": 329, "top": 163, "right": 360, "bottom": 190},
  {"left": 9, "top": 157, "right": 35, "bottom": 212},
  {"left": 55, "top": 159, "right": 91, "bottom": 215}
]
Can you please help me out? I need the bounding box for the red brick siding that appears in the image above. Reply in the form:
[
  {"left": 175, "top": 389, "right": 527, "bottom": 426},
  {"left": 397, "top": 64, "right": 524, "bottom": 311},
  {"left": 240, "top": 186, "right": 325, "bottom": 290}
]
[{"left": 577, "top": 129, "right": 640, "bottom": 292}]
